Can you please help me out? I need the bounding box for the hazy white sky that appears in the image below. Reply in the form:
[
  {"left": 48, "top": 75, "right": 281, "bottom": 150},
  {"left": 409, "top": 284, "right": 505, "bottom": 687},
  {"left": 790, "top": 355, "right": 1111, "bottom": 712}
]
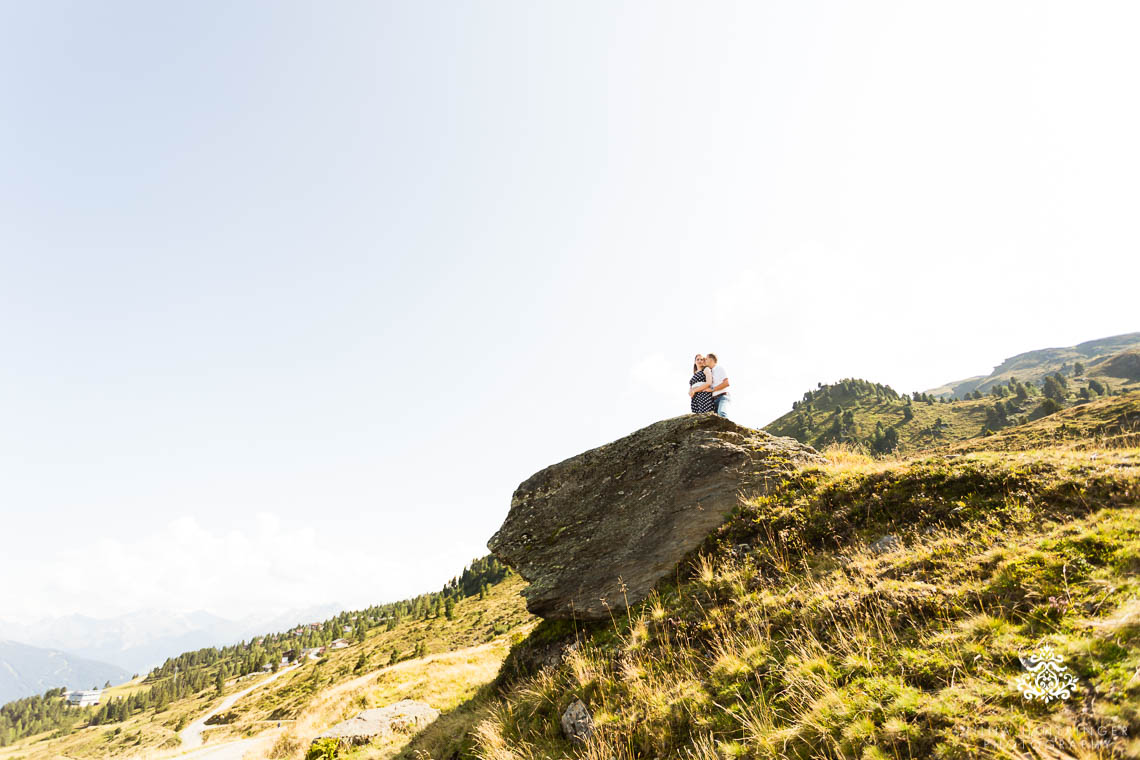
[{"left": 2, "top": 1, "right": 1137, "bottom": 622}]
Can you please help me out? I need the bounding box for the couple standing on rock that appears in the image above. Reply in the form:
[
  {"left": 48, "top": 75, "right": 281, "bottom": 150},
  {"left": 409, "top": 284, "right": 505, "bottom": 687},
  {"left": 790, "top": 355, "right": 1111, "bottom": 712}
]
[{"left": 689, "top": 353, "right": 731, "bottom": 418}]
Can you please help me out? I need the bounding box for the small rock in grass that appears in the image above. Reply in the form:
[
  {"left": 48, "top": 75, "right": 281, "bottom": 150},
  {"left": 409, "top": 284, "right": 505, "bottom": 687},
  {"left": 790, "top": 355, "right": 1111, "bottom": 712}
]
[
  {"left": 561, "top": 699, "right": 593, "bottom": 744},
  {"left": 871, "top": 534, "right": 902, "bottom": 554}
]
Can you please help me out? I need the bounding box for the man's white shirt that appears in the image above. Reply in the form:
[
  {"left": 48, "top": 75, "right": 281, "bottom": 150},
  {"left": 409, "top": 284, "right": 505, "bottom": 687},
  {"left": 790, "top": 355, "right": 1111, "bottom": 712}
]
[{"left": 710, "top": 365, "right": 730, "bottom": 397}]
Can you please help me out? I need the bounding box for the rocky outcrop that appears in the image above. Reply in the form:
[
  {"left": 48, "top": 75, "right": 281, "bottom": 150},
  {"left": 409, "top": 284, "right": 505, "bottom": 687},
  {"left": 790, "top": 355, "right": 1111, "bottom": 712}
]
[
  {"left": 315, "top": 700, "right": 440, "bottom": 748},
  {"left": 488, "top": 414, "right": 824, "bottom": 620},
  {"left": 561, "top": 699, "right": 593, "bottom": 743}
]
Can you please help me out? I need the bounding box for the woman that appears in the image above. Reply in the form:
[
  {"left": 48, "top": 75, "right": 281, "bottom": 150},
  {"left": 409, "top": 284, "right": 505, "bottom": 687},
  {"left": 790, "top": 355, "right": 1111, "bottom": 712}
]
[{"left": 689, "top": 354, "right": 715, "bottom": 413}]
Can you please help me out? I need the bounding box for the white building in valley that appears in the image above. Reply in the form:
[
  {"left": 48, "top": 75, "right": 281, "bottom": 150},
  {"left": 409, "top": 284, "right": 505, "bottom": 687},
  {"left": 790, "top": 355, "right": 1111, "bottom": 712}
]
[{"left": 66, "top": 689, "right": 103, "bottom": 707}]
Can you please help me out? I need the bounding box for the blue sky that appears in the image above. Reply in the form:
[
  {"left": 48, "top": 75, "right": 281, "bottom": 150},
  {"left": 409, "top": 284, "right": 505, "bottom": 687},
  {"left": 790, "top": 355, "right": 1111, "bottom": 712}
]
[{"left": 2, "top": 1, "right": 1138, "bottom": 621}]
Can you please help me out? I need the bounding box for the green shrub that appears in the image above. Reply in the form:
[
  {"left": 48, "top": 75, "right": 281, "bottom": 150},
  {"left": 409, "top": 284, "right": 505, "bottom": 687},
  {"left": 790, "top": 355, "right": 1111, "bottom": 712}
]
[{"left": 305, "top": 737, "right": 339, "bottom": 760}]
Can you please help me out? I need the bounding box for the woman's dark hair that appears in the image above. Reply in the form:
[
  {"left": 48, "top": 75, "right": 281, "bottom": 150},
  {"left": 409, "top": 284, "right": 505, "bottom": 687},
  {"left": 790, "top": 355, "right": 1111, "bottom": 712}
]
[{"left": 693, "top": 355, "right": 701, "bottom": 374}]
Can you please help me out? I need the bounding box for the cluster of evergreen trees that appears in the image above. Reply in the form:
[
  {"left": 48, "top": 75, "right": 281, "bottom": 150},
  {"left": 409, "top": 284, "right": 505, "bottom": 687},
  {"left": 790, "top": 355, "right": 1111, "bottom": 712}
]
[
  {"left": 822, "top": 407, "right": 857, "bottom": 444},
  {"left": 973, "top": 378, "right": 1028, "bottom": 433},
  {"left": 956, "top": 360, "right": 1118, "bottom": 405},
  {"left": 89, "top": 672, "right": 207, "bottom": 726},
  {"left": 959, "top": 374, "right": 1032, "bottom": 401},
  {"left": 446, "top": 555, "right": 510, "bottom": 598},
  {"left": 869, "top": 421, "right": 899, "bottom": 454},
  {"left": 785, "top": 380, "right": 918, "bottom": 452},
  {"left": 0, "top": 556, "right": 512, "bottom": 746},
  {"left": 0, "top": 689, "right": 82, "bottom": 746},
  {"left": 792, "top": 379, "right": 901, "bottom": 413},
  {"left": 1042, "top": 372, "right": 1069, "bottom": 403},
  {"left": 968, "top": 371, "right": 1118, "bottom": 434},
  {"left": 983, "top": 400, "right": 1019, "bottom": 434}
]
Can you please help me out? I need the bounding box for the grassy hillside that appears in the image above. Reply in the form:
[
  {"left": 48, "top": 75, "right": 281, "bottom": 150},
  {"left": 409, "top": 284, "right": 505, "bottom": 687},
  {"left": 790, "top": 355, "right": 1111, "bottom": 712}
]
[
  {"left": 763, "top": 379, "right": 987, "bottom": 454},
  {"left": 926, "top": 333, "right": 1140, "bottom": 399},
  {"left": 765, "top": 374, "right": 1140, "bottom": 456},
  {"left": 218, "top": 574, "right": 532, "bottom": 754},
  {"left": 465, "top": 446, "right": 1140, "bottom": 759},
  {"left": 950, "top": 392, "right": 1140, "bottom": 453},
  {"left": 1091, "top": 351, "right": 1140, "bottom": 384},
  {"left": 0, "top": 565, "right": 534, "bottom": 760}
]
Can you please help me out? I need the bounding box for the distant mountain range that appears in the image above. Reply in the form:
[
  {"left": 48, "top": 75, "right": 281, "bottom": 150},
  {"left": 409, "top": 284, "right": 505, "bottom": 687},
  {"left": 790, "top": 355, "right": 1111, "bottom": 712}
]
[
  {"left": 925, "top": 332, "right": 1140, "bottom": 398},
  {"left": 0, "top": 640, "right": 129, "bottom": 704},
  {"left": 0, "top": 603, "right": 343, "bottom": 680}
]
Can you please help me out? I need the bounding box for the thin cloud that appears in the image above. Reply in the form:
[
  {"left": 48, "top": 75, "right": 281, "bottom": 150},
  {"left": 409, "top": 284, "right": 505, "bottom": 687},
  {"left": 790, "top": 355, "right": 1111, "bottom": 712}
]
[{"left": 10, "top": 514, "right": 385, "bottom": 621}]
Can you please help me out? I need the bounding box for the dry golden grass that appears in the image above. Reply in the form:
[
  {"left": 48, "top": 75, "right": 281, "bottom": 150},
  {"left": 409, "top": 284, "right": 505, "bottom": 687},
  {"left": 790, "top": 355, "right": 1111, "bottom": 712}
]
[
  {"left": 816, "top": 441, "right": 900, "bottom": 475},
  {"left": 271, "top": 634, "right": 530, "bottom": 760},
  {"left": 101, "top": 677, "right": 150, "bottom": 700}
]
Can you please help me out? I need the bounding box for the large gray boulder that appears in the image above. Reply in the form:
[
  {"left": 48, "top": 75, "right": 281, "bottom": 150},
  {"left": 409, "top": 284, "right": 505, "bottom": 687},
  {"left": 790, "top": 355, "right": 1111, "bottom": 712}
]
[
  {"left": 316, "top": 699, "right": 440, "bottom": 748},
  {"left": 488, "top": 414, "right": 824, "bottom": 620}
]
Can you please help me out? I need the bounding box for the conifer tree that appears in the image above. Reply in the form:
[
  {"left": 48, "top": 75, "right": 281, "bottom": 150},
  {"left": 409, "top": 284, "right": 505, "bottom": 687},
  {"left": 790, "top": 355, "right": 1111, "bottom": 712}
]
[{"left": 1043, "top": 375, "right": 1066, "bottom": 403}]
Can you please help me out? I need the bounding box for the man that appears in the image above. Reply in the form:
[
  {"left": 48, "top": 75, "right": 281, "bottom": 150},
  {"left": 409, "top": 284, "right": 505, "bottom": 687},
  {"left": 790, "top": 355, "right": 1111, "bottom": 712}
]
[{"left": 705, "top": 353, "right": 731, "bottom": 418}]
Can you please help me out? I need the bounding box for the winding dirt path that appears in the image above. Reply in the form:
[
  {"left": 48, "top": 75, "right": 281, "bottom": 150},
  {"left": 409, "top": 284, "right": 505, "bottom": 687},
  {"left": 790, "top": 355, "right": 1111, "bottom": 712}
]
[
  {"left": 173, "top": 736, "right": 269, "bottom": 760},
  {"left": 127, "top": 637, "right": 519, "bottom": 760},
  {"left": 178, "top": 665, "right": 299, "bottom": 753}
]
